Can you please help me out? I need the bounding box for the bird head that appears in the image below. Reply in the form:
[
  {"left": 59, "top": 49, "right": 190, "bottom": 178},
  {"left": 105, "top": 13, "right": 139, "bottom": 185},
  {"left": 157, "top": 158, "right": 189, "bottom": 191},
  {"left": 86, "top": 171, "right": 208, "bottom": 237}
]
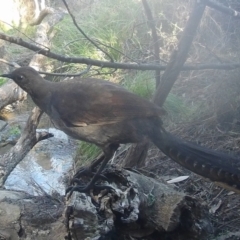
[{"left": 1, "top": 67, "right": 40, "bottom": 93}]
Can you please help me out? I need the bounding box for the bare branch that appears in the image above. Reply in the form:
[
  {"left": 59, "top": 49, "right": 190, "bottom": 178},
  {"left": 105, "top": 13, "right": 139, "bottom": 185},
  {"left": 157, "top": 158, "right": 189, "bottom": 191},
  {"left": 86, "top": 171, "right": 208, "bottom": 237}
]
[
  {"left": 30, "top": 7, "right": 55, "bottom": 26},
  {"left": 123, "top": 0, "right": 207, "bottom": 168},
  {"left": 0, "top": 6, "right": 65, "bottom": 187},
  {"left": 206, "top": 0, "right": 240, "bottom": 18},
  {"left": 93, "top": 38, "right": 139, "bottom": 63},
  {"left": 1, "top": 32, "right": 240, "bottom": 73},
  {"left": 0, "top": 107, "right": 53, "bottom": 186},
  {"left": 37, "top": 66, "right": 92, "bottom": 77},
  {"left": 153, "top": 0, "right": 206, "bottom": 105},
  {"left": 142, "top": 0, "right": 161, "bottom": 86},
  {"left": 0, "top": 21, "right": 51, "bottom": 51},
  {"left": 0, "top": 58, "right": 20, "bottom": 68}
]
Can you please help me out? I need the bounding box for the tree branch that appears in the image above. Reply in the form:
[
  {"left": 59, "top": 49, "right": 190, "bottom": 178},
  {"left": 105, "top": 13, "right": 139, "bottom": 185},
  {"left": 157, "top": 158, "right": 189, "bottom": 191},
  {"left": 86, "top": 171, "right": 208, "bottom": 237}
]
[
  {"left": 1, "top": 32, "right": 240, "bottom": 73},
  {"left": 30, "top": 7, "right": 55, "bottom": 26},
  {"left": 153, "top": 0, "right": 206, "bottom": 105},
  {"left": 0, "top": 107, "right": 53, "bottom": 186},
  {"left": 206, "top": 0, "right": 240, "bottom": 18}
]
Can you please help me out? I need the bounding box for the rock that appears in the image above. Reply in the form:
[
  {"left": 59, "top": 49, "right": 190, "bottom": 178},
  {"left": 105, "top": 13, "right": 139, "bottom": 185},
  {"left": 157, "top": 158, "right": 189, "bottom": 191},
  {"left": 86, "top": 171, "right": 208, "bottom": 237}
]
[
  {"left": 4, "top": 128, "right": 77, "bottom": 196},
  {"left": 0, "top": 120, "right": 7, "bottom": 131}
]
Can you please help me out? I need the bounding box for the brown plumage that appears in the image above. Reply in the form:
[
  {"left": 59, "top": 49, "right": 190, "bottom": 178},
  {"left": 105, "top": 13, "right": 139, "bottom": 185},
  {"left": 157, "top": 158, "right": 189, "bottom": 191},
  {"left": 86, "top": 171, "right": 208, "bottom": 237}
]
[{"left": 2, "top": 66, "right": 240, "bottom": 193}]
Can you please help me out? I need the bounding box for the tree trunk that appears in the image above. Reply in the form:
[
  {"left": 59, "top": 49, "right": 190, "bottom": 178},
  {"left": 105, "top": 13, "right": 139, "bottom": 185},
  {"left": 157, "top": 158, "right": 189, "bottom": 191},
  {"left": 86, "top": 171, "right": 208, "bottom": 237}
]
[
  {"left": 123, "top": 0, "right": 207, "bottom": 168},
  {"left": 0, "top": 4, "right": 65, "bottom": 185}
]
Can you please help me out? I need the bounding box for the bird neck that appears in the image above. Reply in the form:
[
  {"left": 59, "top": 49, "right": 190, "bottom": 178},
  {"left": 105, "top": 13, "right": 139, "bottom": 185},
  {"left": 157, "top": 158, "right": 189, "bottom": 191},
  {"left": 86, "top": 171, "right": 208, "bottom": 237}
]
[{"left": 27, "top": 78, "right": 55, "bottom": 112}]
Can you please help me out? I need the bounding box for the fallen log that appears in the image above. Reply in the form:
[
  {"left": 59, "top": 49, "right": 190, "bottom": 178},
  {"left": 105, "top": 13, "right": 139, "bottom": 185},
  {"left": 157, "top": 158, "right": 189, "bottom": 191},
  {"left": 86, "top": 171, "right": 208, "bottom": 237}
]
[
  {"left": 66, "top": 166, "right": 213, "bottom": 239},
  {"left": 0, "top": 166, "right": 213, "bottom": 240}
]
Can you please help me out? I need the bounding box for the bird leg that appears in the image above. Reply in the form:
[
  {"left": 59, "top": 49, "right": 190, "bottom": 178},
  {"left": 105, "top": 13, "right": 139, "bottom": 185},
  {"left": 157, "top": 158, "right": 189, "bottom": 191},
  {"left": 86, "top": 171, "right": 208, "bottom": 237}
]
[
  {"left": 66, "top": 144, "right": 119, "bottom": 197},
  {"left": 72, "top": 153, "right": 105, "bottom": 180}
]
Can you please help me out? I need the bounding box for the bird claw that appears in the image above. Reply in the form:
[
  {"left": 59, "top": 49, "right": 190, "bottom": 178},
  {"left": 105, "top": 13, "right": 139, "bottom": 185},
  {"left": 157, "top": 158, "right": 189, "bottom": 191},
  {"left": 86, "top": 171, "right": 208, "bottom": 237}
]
[
  {"left": 66, "top": 184, "right": 113, "bottom": 199},
  {"left": 73, "top": 166, "right": 93, "bottom": 179},
  {"left": 71, "top": 173, "right": 108, "bottom": 186}
]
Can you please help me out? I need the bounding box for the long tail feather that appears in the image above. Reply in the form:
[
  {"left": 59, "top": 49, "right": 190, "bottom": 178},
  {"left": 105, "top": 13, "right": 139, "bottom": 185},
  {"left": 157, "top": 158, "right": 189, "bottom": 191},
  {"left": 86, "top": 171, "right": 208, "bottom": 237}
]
[{"left": 151, "top": 127, "right": 240, "bottom": 192}]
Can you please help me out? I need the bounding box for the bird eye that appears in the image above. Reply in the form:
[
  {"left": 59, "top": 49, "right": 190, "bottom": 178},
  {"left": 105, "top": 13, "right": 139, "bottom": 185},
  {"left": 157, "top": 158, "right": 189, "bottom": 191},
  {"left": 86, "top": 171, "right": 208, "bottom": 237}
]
[{"left": 17, "top": 75, "right": 24, "bottom": 81}]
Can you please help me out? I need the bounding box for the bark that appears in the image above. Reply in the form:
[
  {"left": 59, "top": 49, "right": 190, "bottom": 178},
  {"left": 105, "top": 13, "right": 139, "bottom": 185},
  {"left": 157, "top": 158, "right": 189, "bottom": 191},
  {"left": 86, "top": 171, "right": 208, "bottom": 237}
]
[
  {"left": 122, "top": 139, "right": 149, "bottom": 168},
  {"left": 0, "top": 3, "right": 214, "bottom": 239},
  {"left": 206, "top": 0, "right": 240, "bottom": 17},
  {"left": 0, "top": 80, "right": 26, "bottom": 111},
  {"left": 0, "top": 190, "right": 65, "bottom": 240},
  {"left": 0, "top": 167, "right": 213, "bottom": 239},
  {"left": 29, "top": 7, "right": 65, "bottom": 71},
  {"left": 1, "top": 31, "right": 240, "bottom": 72},
  {"left": 30, "top": 7, "right": 54, "bottom": 26},
  {"left": 0, "top": 5, "right": 65, "bottom": 185},
  {"left": 0, "top": 5, "right": 68, "bottom": 240},
  {"left": 66, "top": 167, "right": 213, "bottom": 240},
  {"left": 0, "top": 107, "right": 53, "bottom": 186},
  {"left": 153, "top": 1, "right": 206, "bottom": 105}
]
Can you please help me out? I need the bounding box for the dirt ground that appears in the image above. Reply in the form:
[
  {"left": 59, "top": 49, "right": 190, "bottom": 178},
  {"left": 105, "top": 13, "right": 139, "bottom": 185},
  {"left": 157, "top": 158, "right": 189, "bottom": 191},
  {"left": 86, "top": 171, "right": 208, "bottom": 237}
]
[
  {"left": 146, "top": 144, "right": 240, "bottom": 239},
  {"left": 140, "top": 73, "right": 240, "bottom": 240}
]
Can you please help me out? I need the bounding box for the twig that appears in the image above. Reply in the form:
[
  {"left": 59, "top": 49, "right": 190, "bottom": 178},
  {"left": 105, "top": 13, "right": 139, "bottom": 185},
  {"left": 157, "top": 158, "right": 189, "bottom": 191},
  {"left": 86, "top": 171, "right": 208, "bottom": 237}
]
[
  {"left": 0, "top": 58, "right": 20, "bottom": 68},
  {"left": 0, "top": 107, "right": 53, "bottom": 186},
  {"left": 142, "top": 0, "right": 161, "bottom": 87},
  {"left": 89, "top": 67, "right": 118, "bottom": 77},
  {"left": 92, "top": 38, "right": 139, "bottom": 63},
  {"left": 38, "top": 65, "right": 92, "bottom": 77},
  {"left": 0, "top": 20, "right": 50, "bottom": 51}
]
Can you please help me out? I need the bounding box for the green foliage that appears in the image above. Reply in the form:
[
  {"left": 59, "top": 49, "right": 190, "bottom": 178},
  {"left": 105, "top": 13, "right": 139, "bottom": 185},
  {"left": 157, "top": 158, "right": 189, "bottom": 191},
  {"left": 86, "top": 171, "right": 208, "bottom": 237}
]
[
  {"left": 7, "top": 25, "right": 36, "bottom": 37},
  {"left": 123, "top": 71, "right": 197, "bottom": 123},
  {"left": 164, "top": 93, "right": 197, "bottom": 123},
  {"left": 51, "top": 0, "right": 149, "bottom": 64},
  {"left": 8, "top": 125, "right": 21, "bottom": 136},
  {"left": 123, "top": 71, "right": 155, "bottom": 99},
  {"left": 0, "top": 23, "right": 37, "bottom": 58}
]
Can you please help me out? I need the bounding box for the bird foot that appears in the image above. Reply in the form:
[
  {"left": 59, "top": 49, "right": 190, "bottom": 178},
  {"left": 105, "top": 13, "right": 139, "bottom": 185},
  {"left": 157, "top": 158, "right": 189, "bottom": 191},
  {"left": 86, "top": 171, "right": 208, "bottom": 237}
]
[
  {"left": 72, "top": 167, "right": 109, "bottom": 182},
  {"left": 73, "top": 166, "right": 93, "bottom": 180},
  {"left": 66, "top": 184, "right": 113, "bottom": 199},
  {"left": 71, "top": 173, "right": 108, "bottom": 186}
]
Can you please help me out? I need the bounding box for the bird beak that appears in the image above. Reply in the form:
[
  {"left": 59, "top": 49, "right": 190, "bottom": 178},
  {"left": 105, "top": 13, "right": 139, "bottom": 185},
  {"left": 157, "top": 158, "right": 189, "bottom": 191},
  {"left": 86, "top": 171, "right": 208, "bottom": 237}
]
[{"left": 0, "top": 73, "right": 13, "bottom": 79}]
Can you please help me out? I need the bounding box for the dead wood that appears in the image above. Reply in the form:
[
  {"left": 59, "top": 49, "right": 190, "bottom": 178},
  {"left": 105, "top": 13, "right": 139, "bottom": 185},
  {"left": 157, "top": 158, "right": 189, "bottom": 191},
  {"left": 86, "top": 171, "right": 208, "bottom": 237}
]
[
  {"left": 0, "top": 107, "right": 53, "bottom": 186},
  {"left": 0, "top": 7, "right": 69, "bottom": 240},
  {"left": 30, "top": 7, "right": 55, "bottom": 26},
  {"left": 0, "top": 5, "right": 65, "bottom": 186},
  {"left": 0, "top": 80, "right": 26, "bottom": 111},
  {"left": 66, "top": 167, "right": 213, "bottom": 240},
  {"left": 206, "top": 0, "right": 240, "bottom": 18},
  {"left": 0, "top": 189, "right": 65, "bottom": 240}
]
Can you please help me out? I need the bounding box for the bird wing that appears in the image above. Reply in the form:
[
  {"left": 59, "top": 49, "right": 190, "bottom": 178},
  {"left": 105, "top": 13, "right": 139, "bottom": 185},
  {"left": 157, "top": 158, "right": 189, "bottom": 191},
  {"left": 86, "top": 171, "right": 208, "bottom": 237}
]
[{"left": 50, "top": 78, "right": 164, "bottom": 127}]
